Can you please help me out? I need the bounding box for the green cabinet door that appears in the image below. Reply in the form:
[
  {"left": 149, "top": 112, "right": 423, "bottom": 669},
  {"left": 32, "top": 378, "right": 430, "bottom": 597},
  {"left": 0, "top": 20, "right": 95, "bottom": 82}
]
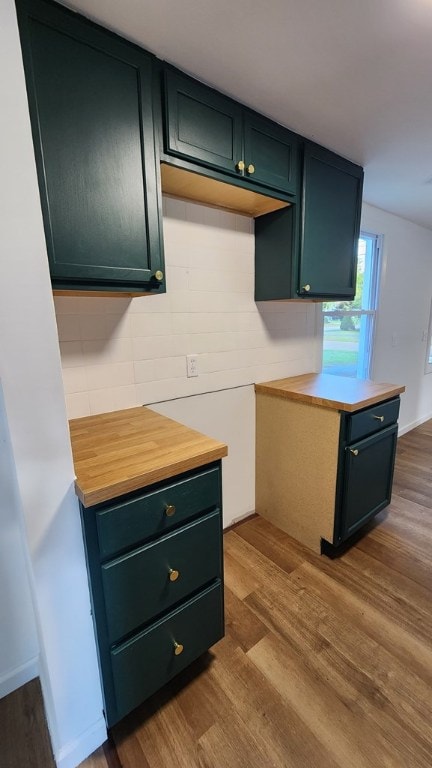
[
  {"left": 164, "top": 68, "right": 243, "bottom": 176},
  {"left": 16, "top": 0, "right": 164, "bottom": 293},
  {"left": 340, "top": 425, "right": 398, "bottom": 542},
  {"left": 298, "top": 143, "right": 363, "bottom": 299},
  {"left": 244, "top": 112, "right": 299, "bottom": 195}
]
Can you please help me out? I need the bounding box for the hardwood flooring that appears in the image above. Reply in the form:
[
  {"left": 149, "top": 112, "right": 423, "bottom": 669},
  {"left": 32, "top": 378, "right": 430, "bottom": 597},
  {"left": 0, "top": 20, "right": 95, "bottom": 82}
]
[
  {"left": 0, "top": 677, "right": 55, "bottom": 768},
  {"left": 7, "top": 421, "right": 432, "bottom": 768}
]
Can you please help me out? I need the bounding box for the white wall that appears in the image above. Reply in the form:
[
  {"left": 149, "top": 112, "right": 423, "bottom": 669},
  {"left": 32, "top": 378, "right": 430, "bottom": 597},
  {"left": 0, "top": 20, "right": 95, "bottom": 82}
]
[
  {"left": 362, "top": 203, "right": 432, "bottom": 433},
  {"left": 1, "top": 2, "right": 106, "bottom": 766},
  {"left": 55, "top": 195, "right": 320, "bottom": 526},
  {"left": 0, "top": 382, "right": 39, "bottom": 698}
]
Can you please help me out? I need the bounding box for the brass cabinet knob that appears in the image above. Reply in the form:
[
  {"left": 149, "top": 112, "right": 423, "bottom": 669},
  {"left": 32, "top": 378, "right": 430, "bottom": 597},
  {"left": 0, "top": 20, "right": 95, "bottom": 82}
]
[
  {"left": 173, "top": 641, "right": 184, "bottom": 656},
  {"left": 169, "top": 568, "right": 180, "bottom": 582},
  {"left": 154, "top": 270, "right": 164, "bottom": 281},
  {"left": 165, "top": 504, "right": 176, "bottom": 517},
  {"left": 373, "top": 415, "right": 384, "bottom": 422},
  {"left": 350, "top": 449, "right": 359, "bottom": 456},
  {"left": 302, "top": 284, "right": 311, "bottom": 292},
  {"left": 246, "top": 163, "right": 255, "bottom": 174},
  {"left": 236, "top": 160, "right": 245, "bottom": 173}
]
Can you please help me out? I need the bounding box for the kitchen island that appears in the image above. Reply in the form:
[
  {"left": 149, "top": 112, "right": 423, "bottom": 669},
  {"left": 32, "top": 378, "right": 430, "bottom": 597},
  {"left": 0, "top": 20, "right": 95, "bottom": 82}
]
[{"left": 255, "top": 373, "right": 405, "bottom": 554}]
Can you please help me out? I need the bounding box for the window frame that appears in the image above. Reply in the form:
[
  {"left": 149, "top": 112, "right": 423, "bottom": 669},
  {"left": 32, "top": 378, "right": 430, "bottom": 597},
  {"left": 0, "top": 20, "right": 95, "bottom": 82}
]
[{"left": 321, "top": 232, "right": 382, "bottom": 380}]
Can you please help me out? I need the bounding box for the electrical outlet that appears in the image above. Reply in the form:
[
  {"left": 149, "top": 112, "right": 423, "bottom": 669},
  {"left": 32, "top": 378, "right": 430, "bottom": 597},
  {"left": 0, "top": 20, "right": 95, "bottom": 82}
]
[{"left": 186, "top": 354, "right": 198, "bottom": 377}]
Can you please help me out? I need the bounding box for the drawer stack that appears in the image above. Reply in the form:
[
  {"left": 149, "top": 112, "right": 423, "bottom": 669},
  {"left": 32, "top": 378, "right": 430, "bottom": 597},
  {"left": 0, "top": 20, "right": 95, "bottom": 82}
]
[{"left": 80, "top": 461, "right": 224, "bottom": 726}]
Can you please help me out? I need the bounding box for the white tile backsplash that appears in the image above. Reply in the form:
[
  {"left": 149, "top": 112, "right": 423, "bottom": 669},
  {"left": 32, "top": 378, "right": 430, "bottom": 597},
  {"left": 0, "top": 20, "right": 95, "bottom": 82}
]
[{"left": 55, "top": 197, "right": 318, "bottom": 417}]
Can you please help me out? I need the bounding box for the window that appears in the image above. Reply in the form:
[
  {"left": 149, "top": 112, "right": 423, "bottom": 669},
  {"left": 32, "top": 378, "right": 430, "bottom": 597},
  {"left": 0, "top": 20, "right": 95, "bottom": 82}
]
[{"left": 322, "top": 233, "right": 381, "bottom": 379}]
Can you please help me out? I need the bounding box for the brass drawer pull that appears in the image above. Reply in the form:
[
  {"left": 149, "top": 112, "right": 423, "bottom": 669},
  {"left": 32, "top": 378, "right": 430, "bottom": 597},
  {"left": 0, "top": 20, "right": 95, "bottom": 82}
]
[
  {"left": 350, "top": 449, "right": 359, "bottom": 456},
  {"left": 236, "top": 160, "right": 245, "bottom": 172},
  {"left": 373, "top": 415, "right": 384, "bottom": 422},
  {"left": 154, "top": 270, "right": 164, "bottom": 281},
  {"left": 173, "top": 641, "right": 184, "bottom": 656},
  {"left": 302, "top": 284, "right": 311, "bottom": 292},
  {"left": 165, "top": 504, "right": 176, "bottom": 517},
  {"left": 247, "top": 163, "right": 255, "bottom": 174},
  {"left": 169, "top": 568, "right": 180, "bottom": 582}
]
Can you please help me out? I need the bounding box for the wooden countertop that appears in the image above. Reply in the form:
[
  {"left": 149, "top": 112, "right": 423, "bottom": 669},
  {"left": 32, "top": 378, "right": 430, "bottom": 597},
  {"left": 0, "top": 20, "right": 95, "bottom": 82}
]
[
  {"left": 69, "top": 406, "right": 228, "bottom": 508},
  {"left": 255, "top": 373, "right": 405, "bottom": 412}
]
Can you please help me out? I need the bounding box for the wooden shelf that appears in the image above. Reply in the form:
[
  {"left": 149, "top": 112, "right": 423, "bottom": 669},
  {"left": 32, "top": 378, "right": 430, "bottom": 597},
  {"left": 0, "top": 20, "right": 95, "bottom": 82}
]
[{"left": 161, "top": 163, "right": 290, "bottom": 218}]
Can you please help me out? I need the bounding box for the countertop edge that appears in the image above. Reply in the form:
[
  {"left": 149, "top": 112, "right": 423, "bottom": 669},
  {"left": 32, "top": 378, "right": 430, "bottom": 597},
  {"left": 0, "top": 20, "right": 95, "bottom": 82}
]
[
  {"left": 254, "top": 381, "right": 406, "bottom": 412},
  {"left": 75, "top": 443, "right": 228, "bottom": 508}
]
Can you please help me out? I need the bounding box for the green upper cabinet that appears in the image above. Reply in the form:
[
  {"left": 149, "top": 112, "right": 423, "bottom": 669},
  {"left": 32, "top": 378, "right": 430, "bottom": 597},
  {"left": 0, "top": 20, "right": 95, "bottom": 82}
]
[
  {"left": 164, "top": 68, "right": 243, "bottom": 176},
  {"left": 16, "top": 0, "right": 164, "bottom": 294},
  {"left": 255, "top": 142, "right": 363, "bottom": 301},
  {"left": 298, "top": 143, "right": 363, "bottom": 299},
  {"left": 243, "top": 112, "right": 298, "bottom": 195},
  {"left": 163, "top": 68, "right": 299, "bottom": 196}
]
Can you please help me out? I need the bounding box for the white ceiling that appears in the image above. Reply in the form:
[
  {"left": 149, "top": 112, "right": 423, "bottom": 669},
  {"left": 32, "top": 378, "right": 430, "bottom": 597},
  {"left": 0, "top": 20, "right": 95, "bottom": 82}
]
[{"left": 63, "top": 0, "right": 432, "bottom": 230}]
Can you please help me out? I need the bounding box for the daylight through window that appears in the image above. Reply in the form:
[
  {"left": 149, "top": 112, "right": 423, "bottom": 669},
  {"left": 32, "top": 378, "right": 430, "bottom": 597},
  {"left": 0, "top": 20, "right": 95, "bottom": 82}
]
[{"left": 321, "top": 233, "right": 381, "bottom": 379}]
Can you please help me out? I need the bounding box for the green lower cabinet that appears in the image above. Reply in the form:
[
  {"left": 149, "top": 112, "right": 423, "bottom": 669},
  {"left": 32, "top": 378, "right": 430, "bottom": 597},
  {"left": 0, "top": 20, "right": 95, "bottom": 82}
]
[
  {"left": 111, "top": 582, "right": 223, "bottom": 722},
  {"left": 16, "top": 0, "right": 164, "bottom": 294},
  {"left": 79, "top": 462, "right": 224, "bottom": 726},
  {"left": 328, "top": 399, "right": 400, "bottom": 550},
  {"left": 339, "top": 425, "right": 398, "bottom": 541}
]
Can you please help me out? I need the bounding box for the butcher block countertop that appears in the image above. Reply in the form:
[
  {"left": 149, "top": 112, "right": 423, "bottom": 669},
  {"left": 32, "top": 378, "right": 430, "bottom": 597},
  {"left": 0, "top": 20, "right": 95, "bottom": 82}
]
[
  {"left": 255, "top": 373, "right": 405, "bottom": 412},
  {"left": 69, "top": 406, "right": 228, "bottom": 508}
]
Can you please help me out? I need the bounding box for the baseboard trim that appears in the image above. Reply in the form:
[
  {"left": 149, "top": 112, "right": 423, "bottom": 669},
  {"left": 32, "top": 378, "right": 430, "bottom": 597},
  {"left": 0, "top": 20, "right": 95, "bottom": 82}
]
[
  {"left": 0, "top": 657, "right": 38, "bottom": 699},
  {"left": 55, "top": 716, "right": 107, "bottom": 768},
  {"left": 398, "top": 412, "right": 432, "bottom": 436},
  {"left": 224, "top": 512, "right": 257, "bottom": 533}
]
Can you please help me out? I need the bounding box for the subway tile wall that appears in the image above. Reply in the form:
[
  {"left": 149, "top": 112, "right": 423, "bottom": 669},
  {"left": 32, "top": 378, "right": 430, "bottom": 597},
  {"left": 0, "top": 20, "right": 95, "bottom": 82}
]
[{"left": 55, "top": 197, "right": 319, "bottom": 419}]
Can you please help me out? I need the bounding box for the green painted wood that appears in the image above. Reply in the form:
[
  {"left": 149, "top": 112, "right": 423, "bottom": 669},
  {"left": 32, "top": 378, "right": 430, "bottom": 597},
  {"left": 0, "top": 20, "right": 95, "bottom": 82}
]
[
  {"left": 298, "top": 143, "right": 363, "bottom": 299},
  {"left": 110, "top": 581, "right": 223, "bottom": 724},
  {"left": 347, "top": 398, "right": 400, "bottom": 443},
  {"left": 244, "top": 112, "right": 299, "bottom": 195},
  {"left": 254, "top": 206, "right": 296, "bottom": 300},
  {"left": 341, "top": 424, "right": 398, "bottom": 541},
  {"left": 79, "top": 461, "right": 224, "bottom": 726},
  {"left": 16, "top": 0, "right": 164, "bottom": 292},
  {"left": 101, "top": 510, "right": 222, "bottom": 643},
  {"left": 164, "top": 68, "right": 243, "bottom": 175},
  {"left": 96, "top": 464, "right": 221, "bottom": 560}
]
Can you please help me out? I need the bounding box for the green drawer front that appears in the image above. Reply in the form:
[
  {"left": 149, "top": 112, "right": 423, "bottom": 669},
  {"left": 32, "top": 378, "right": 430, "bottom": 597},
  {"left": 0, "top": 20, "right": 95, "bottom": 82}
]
[
  {"left": 109, "top": 581, "right": 223, "bottom": 724},
  {"left": 96, "top": 465, "right": 221, "bottom": 559},
  {"left": 347, "top": 398, "right": 400, "bottom": 443},
  {"left": 102, "top": 510, "right": 221, "bottom": 643}
]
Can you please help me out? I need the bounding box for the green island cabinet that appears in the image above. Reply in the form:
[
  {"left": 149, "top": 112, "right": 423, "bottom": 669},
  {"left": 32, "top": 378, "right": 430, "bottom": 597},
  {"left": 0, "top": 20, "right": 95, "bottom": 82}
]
[
  {"left": 70, "top": 406, "right": 228, "bottom": 726},
  {"left": 16, "top": 0, "right": 165, "bottom": 295},
  {"left": 255, "top": 374, "right": 405, "bottom": 555}
]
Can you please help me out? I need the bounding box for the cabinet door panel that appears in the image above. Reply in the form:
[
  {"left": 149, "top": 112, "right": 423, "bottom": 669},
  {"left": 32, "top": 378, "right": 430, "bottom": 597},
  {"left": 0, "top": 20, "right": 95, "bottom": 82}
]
[
  {"left": 17, "top": 0, "right": 163, "bottom": 290},
  {"left": 164, "top": 69, "right": 243, "bottom": 174},
  {"left": 299, "top": 144, "right": 363, "bottom": 299},
  {"left": 341, "top": 425, "right": 398, "bottom": 541},
  {"left": 244, "top": 113, "right": 299, "bottom": 195}
]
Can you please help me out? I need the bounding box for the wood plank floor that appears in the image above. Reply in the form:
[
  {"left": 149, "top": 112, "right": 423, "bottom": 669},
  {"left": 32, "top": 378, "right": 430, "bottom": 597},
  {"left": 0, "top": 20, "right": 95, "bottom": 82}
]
[
  {"left": 78, "top": 418, "right": 432, "bottom": 768},
  {"left": 0, "top": 678, "right": 55, "bottom": 768}
]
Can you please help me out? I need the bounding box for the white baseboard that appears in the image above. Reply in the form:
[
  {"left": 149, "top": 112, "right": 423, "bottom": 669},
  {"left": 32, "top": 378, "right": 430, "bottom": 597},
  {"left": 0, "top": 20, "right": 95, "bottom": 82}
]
[
  {"left": 55, "top": 717, "right": 107, "bottom": 768},
  {"left": 398, "top": 412, "right": 432, "bottom": 436},
  {"left": 0, "top": 657, "right": 38, "bottom": 699}
]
